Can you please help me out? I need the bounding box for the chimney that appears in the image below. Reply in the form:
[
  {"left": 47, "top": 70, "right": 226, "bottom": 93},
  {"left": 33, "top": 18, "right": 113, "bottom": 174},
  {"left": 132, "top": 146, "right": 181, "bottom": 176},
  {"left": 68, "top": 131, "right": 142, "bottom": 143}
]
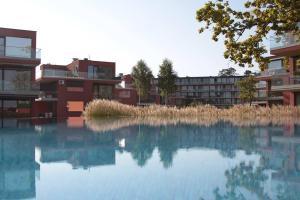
[{"left": 72, "top": 58, "right": 78, "bottom": 61}]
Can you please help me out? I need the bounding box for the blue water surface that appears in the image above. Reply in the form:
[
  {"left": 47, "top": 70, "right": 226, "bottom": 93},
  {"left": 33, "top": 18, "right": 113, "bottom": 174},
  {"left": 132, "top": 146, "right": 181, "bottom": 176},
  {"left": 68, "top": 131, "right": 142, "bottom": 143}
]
[{"left": 0, "top": 118, "right": 300, "bottom": 200}]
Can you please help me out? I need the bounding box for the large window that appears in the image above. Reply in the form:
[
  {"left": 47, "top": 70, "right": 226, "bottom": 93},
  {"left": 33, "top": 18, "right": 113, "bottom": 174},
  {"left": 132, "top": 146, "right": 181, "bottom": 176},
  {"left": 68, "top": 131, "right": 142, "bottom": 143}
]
[
  {"left": 1, "top": 69, "right": 31, "bottom": 91},
  {"left": 88, "top": 65, "right": 113, "bottom": 79},
  {"left": 268, "top": 59, "right": 283, "bottom": 70},
  {"left": 5, "top": 37, "right": 32, "bottom": 58},
  {"left": 1, "top": 100, "right": 31, "bottom": 118},
  {"left": 93, "top": 84, "right": 113, "bottom": 99},
  {"left": 0, "top": 37, "right": 4, "bottom": 56}
]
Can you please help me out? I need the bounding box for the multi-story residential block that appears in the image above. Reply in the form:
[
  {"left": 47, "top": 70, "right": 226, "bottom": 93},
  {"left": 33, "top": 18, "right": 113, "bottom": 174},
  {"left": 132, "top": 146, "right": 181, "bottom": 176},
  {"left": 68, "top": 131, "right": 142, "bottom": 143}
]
[
  {"left": 118, "top": 75, "right": 245, "bottom": 107},
  {"left": 151, "top": 76, "right": 245, "bottom": 107},
  {"left": 0, "top": 28, "right": 41, "bottom": 118},
  {"left": 256, "top": 26, "right": 300, "bottom": 106},
  {"left": 34, "top": 58, "right": 121, "bottom": 119}
]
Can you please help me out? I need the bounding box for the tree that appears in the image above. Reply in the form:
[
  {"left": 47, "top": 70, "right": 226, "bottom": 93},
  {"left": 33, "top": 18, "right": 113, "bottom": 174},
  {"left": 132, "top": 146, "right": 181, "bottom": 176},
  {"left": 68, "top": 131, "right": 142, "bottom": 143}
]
[
  {"left": 157, "top": 59, "right": 177, "bottom": 105},
  {"left": 218, "top": 67, "right": 237, "bottom": 76},
  {"left": 131, "top": 60, "right": 153, "bottom": 104},
  {"left": 237, "top": 75, "right": 258, "bottom": 105},
  {"left": 196, "top": 1, "right": 300, "bottom": 70}
]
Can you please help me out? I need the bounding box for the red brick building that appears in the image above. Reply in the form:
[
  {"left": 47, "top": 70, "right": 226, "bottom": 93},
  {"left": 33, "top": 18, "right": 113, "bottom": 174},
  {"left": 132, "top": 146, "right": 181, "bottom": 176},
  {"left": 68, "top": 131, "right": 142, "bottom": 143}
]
[
  {"left": 0, "top": 27, "right": 41, "bottom": 118},
  {"left": 34, "top": 59, "right": 121, "bottom": 120},
  {"left": 256, "top": 29, "right": 300, "bottom": 106},
  {"left": 115, "top": 74, "right": 138, "bottom": 105}
]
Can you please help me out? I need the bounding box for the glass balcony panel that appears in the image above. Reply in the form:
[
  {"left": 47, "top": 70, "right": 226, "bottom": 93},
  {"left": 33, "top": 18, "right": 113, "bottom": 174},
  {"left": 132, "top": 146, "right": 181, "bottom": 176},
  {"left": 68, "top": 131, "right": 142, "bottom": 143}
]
[
  {"left": 270, "top": 33, "right": 300, "bottom": 50},
  {"left": 0, "top": 45, "right": 41, "bottom": 59}
]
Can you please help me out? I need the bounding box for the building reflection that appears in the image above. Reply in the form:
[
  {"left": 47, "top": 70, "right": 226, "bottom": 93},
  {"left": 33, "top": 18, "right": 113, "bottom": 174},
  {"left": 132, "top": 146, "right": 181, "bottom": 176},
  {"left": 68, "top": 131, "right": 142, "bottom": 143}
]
[
  {"left": 1, "top": 117, "right": 300, "bottom": 199},
  {"left": 37, "top": 123, "right": 116, "bottom": 169},
  {"left": 0, "top": 128, "right": 39, "bottom": 199}
]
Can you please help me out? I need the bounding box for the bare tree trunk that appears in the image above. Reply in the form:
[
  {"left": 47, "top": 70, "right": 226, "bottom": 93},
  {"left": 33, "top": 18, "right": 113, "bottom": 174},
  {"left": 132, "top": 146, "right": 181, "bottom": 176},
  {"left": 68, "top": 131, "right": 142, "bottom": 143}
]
[{"left": 138, "top": 88, "right": 141, "bottom": 105}]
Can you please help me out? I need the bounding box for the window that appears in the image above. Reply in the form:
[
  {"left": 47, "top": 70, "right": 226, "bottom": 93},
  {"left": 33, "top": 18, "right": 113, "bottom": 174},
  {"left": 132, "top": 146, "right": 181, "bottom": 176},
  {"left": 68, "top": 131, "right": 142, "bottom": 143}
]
[
  {"left": 268, "top": 59, "right": 283, "bottom": 70},
  {"left": 0, "top": 37, "right": 4, "bottom": 56},
  {"left": 5, "top": 37, "right": 32, "bottom": 58},
  {"left": 88, "top": 65, "right": 113, "bottom": 79},
  {"left": 0, "top": 70, "right": 2, "bottom": 90},
  {"left": 1, "top": 100, "right": 31, "bottom": 117},
  {"left": 93, "top": 84, "right": 113, "bottom": 99},
  {"left": 3, "top": 69, "right": 31, "bottom": 91}
]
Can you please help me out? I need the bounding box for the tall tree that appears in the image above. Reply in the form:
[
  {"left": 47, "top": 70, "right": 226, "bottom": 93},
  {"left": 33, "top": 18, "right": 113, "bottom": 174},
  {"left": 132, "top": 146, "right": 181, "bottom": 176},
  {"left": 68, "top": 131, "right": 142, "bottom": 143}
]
[
  {"left": 237, "top": 75, "right": 258, "bottom": 105},
  {"left": 158, "top": 59, "right": 177, "bottom": 105},
  {"left": 196, "top": 0, "right": 300, "bottom": 70},
  {"left": 131, "top": 60, "right": 153, "bottom": 104},
  {"left": 218, "top": 67, "right": 237, "bottom": 76}
]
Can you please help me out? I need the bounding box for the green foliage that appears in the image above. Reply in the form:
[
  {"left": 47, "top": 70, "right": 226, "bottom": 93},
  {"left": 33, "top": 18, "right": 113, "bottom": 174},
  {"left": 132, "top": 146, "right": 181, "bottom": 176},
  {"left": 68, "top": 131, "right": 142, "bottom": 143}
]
[
  {"left": 218, "top": 67, "right": 237, "bottom": 76},
  {"left": 237, "top": 76, "right": 258, "bottom": 105},
  {"left": 196, "top": 0, "right": 300, "bottom": 70},
  {"left": 158, "top": 59, "right": 177, "bottom": 104},
  {"left": 131, "top": 60, "right": 153, "bottom": 100}
]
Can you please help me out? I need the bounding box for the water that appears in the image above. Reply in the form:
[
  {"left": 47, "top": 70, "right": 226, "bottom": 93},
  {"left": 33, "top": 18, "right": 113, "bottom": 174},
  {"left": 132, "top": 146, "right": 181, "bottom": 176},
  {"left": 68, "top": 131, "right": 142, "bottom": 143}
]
[{"left": 0, "top": 118, "right": 300, "bottom": 200}]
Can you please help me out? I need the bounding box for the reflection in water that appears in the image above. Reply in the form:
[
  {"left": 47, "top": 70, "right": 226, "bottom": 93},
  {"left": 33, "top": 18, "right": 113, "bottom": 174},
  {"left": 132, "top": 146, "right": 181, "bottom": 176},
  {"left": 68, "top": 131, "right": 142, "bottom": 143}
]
[
  {"left": 0, "top": 128, "right": 39, "bottom": 199},
  {"left": 0, "top": 118, "right": 300, "bottom": 199}
]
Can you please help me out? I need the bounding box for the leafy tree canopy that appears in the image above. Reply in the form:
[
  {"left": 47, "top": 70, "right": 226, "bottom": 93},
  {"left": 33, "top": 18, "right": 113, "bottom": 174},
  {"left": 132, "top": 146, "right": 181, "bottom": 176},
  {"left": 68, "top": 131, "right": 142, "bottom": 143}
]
[
  {"left": 237, "top": 75, "right": 258, "bottom": 105},
  {"left": 131, "top": 60, "right": 153, "bottom": 100},
  {"left": 158, "top": 59, "right": 177, "bottom": 104},
  {"left": 218, "top": 67, "right": 237, "bottom": 76},
  {"left": 196, "top": 0, "right": 300, "bottom": 70}
]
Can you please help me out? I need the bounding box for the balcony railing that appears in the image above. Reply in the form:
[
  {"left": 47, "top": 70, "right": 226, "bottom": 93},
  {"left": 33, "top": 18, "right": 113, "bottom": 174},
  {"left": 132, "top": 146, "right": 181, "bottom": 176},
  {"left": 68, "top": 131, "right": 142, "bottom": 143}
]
[
  {"left": 0, "top": 81, "right": 40, "bottom": 95},
  {"left": 258, "top": 68, "right": 288, "bottom": 77},
  {"left": 41, "top": 69, "right": 121, "bottom": 81},
  {"left": 270, "top": 76, "right": 300, "bottom": 91},
  {"left": 0, "top": 45, "right": 41, "bottom": 59},
  {"left": 270, "top": 34, "right": 300, "bottom": 50}
]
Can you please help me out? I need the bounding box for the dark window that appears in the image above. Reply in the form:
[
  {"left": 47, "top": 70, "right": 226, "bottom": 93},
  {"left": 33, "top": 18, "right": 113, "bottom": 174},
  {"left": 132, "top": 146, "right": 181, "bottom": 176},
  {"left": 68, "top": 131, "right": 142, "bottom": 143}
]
[
  {"left": 0, "top": 37, "right": 4, "bottom": 56},
  {"left": 88, "top": 65, "right": 113, "bottom": 79},
  {"left": 93, "top": 84, "right": 113, "bottom": 99},
  {"left": 3, "top": 69, "right": 31, "bottom": 91}
]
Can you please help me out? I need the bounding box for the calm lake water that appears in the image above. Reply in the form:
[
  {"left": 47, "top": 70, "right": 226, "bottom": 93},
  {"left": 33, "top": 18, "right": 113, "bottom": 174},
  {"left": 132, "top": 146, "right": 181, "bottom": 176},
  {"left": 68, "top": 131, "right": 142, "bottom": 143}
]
[{"left": 0, "top": 117, "right": 300, "bottom": 200}]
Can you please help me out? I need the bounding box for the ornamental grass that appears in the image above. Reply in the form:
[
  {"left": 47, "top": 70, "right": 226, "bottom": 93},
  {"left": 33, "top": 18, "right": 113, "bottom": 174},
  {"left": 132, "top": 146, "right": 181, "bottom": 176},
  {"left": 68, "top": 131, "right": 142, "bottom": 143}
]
[{"left": 84, "top": 99, "right": 300, "bottom": 119}]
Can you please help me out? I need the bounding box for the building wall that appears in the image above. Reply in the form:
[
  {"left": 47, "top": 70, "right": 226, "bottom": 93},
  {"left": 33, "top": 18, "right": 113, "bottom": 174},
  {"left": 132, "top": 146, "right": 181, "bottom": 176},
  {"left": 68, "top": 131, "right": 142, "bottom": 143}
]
[{"left": 115, "top": 88, "right": 137, "bottom": 105}]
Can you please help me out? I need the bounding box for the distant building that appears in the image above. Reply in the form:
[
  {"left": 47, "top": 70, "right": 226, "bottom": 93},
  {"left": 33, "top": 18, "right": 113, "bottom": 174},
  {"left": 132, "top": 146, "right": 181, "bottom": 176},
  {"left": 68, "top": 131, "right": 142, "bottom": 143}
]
[{"left": 118, "top": 75, "right": 245, "bottom": 107}]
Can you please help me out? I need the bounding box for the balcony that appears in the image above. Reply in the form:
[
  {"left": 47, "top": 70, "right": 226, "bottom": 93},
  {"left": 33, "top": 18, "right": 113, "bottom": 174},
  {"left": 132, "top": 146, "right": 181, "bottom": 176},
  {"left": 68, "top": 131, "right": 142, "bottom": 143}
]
[
  {"left": 270, "top": 33, "right": 300, "bottom": 56},
  {"left": 39, "top": 69, "right": 121, "bottom": 82},
  {"left": 271, "top": 76, "right": 300, "bottom": 92},
  {"left": 0, "top": 81, "right": 40, "bottom": 97},
  {"left": 0, "top": 45, "right": 41, "bottom": 59},
  {"left": 0, "top": 45, "right": 41, "bottom": 66},
  {"left": 36, "top": 91, "right": 57, "bottom": 102},
  {"left": 258, "top": 68, "right": 288, "bottom": 77},
  {"left": 270, "top": 34, "right": 300, "bottom": 50}
]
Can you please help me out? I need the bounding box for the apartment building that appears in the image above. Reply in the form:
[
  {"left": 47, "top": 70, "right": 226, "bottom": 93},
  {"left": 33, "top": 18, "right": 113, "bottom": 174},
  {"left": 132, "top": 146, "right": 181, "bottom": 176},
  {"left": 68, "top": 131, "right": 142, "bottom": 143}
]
[
  {"left": 34, "top": 59, "right": 121, "bottom": 120},
  {"left": 0, "top": 27, "right": 41, "bottom": 118},
  {"left": 256, "top": 25, "right": 300, "bottom": 106},
  {"left": 118, "top": 75, "right": 245, "bottom": 107},
  {"left": 153, "top": 76, "right": 244, "bottom": 107}
]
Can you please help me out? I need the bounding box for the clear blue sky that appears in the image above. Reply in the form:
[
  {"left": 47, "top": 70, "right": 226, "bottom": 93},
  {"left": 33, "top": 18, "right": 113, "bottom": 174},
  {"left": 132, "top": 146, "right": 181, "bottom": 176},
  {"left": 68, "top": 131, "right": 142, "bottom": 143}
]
[{"left": 1, "top": 0, "right": 260, "bottom": 76}]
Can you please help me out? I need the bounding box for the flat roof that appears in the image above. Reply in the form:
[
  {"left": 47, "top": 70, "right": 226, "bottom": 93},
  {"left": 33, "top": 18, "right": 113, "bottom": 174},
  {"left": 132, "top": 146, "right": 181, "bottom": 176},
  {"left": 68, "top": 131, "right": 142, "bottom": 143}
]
[{"left": 0, "top": 27, "right": 36, "bottom": 33}]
